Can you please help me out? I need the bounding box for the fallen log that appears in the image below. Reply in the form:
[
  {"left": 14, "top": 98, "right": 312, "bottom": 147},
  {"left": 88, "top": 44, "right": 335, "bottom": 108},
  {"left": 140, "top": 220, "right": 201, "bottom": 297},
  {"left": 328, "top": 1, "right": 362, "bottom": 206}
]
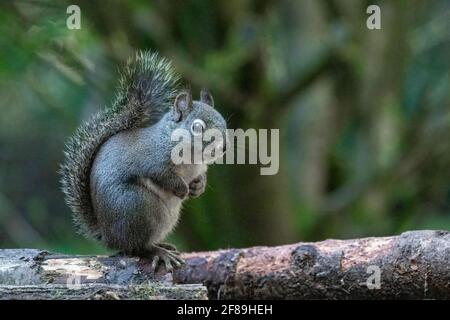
[
  {"left": 1, "top": 230, "right": 449, "bottom": 299},
  {"left": 0, "top": 249, "right": 207, "bottom": 300}
]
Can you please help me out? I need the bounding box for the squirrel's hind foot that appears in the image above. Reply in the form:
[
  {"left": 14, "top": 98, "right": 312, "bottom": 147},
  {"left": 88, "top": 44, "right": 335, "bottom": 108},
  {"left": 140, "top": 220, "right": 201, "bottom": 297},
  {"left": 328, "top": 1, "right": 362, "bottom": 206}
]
[{"left": 149, "top": 243, "right": 185, "bottom": 272}]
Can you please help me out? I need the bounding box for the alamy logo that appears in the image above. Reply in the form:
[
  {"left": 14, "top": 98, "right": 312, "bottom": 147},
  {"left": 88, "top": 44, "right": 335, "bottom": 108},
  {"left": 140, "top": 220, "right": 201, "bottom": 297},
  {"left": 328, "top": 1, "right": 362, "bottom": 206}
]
[
  {"left": 365, "top": 265, "right": 381, "bottom": 289},
  {"left": 366, "top": 5, "right": 381, "bottom": 30},
  {"left": 66, "top": 272, "right": 82, "bottom": 290},
  {"left": 171, "top": 128, "right": 280, "bottom": 176},
  {"left": 66, "top": 5, "right": 81, "bottom": 30}
]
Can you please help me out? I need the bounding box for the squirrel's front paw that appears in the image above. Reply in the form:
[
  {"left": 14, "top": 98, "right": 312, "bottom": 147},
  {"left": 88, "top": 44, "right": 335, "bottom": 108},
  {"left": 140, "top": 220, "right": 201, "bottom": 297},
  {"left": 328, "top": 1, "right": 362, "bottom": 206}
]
[
  {"left": 173, "top": 184, "right": 188, "bottom": 199},
  {"left": 189, "top": 176, "right": 206, "bottom": 198}
]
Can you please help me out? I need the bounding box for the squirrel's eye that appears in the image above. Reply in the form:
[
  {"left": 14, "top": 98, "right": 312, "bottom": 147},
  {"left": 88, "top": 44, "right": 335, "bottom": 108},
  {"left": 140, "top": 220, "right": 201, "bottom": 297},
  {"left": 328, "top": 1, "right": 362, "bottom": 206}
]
[{"left": 191, "top": 119, "right": 206, "bottom": 136}]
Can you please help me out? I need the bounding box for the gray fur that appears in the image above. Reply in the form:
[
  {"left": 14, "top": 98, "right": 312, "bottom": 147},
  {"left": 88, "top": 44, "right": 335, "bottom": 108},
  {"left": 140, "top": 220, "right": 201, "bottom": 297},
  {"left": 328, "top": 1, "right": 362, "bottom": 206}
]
[
  {"left": 61, "top": 51, "right": 227, "bottom": 256},
  {"left": 60, "top": 51, "right": 180, "bottom": 240}
]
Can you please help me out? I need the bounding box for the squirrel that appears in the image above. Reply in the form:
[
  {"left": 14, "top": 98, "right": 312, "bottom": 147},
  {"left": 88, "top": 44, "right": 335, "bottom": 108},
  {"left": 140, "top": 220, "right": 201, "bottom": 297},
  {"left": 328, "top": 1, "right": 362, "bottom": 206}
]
[{"left": 60, "top": 51, "right": 227, "bottom": 271}]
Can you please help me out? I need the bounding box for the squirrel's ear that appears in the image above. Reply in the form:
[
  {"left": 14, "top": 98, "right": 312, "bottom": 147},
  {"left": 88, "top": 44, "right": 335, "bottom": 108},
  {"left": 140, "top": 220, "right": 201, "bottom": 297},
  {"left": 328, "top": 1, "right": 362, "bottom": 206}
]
[
  {"left": 200, "top": 88, "right": 214, "bottom": 108},
  {"left": 173, "top": 91, "right": 192, "bottom": 122}
]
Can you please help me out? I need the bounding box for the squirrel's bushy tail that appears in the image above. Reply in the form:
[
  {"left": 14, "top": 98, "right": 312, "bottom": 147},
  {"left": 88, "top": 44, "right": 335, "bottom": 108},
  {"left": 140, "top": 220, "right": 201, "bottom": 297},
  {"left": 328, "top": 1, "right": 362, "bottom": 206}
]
[{"left": 60, "top": 51, "right": 180, "bottom": 239}]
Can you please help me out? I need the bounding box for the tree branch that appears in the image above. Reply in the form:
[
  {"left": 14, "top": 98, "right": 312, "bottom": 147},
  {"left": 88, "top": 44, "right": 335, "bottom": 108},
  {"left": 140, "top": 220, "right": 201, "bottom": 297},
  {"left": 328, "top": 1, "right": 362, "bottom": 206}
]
[{"left": 1, "top": 230, "right": 449, "bottom": 299}]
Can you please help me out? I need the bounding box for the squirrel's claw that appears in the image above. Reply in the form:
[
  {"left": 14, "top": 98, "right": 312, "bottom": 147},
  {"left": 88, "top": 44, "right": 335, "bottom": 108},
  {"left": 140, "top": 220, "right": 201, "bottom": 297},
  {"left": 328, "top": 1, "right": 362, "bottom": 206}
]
[
  {"left": 151, "top": 255, "right": 160, "bottom": 270},
  {"left": 156, "top": 242, "right": 178, "bottom": 252},
  {"left": 149, "top": 244, "right": 185, "bottom": 272}
]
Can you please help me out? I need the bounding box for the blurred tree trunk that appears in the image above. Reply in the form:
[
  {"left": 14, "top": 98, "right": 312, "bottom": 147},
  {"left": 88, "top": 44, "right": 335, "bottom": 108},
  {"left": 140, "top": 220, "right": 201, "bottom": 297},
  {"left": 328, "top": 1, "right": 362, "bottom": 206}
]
[
  {"left": 356, "top": 1, "right": 409, "bottom": 231},
  {"left": 317, "top": 0, "right": 415, "bottom": 235}
]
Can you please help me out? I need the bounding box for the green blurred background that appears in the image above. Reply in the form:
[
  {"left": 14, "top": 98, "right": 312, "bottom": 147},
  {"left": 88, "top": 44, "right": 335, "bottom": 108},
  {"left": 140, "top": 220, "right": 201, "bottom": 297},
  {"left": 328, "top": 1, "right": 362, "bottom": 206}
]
[{"left": 0, "top": 0, "right": 449, "bottom": 255}]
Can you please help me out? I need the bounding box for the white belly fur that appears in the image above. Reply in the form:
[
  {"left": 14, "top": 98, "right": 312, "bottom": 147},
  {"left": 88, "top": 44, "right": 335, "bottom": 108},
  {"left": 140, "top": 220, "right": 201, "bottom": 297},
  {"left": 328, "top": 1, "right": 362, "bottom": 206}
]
[{"left": 139, "top": 163, "right": 207, "bottom": 242}]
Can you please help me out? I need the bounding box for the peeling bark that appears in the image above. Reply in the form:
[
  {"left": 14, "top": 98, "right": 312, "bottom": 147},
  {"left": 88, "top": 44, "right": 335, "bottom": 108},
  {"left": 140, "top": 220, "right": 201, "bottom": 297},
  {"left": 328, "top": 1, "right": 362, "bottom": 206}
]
[
  {"left": 175, "top": 230, "right": 450, "bottom": 299},
  {"left": 0, "top": 249, "right": 207, "bottom": 300},
  {"left": 1, "top": 230, "right": 449, "bottom": 299}
]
